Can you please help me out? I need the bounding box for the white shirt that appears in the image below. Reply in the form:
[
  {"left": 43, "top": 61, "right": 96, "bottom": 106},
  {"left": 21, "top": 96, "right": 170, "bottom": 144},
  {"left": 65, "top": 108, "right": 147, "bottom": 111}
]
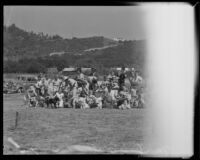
[
  {"left": 28, "top": 86, "right": 37, "bottom": 97},
  {"left": 60, "top": 81, "right": 65, "bottom": 88},
  {"left": 43, "top": 79, "right": 49, "bottom": 88},
  {"left": 48, "top": 83, "right": 54, "bottom": 96},
  {"left": 56, "top": 92, "right": 64, "bottom": 107},
  {"left": 54, "top": 79, "right": 62, "bottom": 87},
  {"left": 88, "top": 76, "right": 97, "bottom": 83},
  {"left": 68, "top": 78, "right": 78, "bottom": 88},
  {"left": 79, "top": 73, "right": 85, "bottom": 80},
  {"left": 135, "top": 75, "right": 143, "bottom": 83},
  {"left": 107, "top": 74, "right": 112, "bottom": 80},
  {"left": 131, "top": 88, "right": 137, "bottom": 97},
  {"left": 56, "top": 92, "right": 64, "bottom": 100},
  {"left": 110, "top": 90, "right": 118, "bottom": 101},
  {"left": 35, "top": 80, "right": 43, "bottom": 88}
]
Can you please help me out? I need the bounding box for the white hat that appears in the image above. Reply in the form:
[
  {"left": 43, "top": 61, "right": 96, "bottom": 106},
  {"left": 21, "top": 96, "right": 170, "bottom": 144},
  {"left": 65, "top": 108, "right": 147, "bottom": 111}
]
[
  {"left": 113, "top": 83, "right": 119, "bottom": 88},
  {"left": 64, "top": 76, "right": 69, "bottom": 80},
  {"left": 30, "top": 85, "right": 35, "bottom": 90}
]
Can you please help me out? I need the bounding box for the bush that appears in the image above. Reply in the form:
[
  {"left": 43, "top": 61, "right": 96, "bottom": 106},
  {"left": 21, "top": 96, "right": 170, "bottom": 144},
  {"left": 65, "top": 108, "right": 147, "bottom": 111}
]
[{"left": 26, "top": 61, "right": 46, "bottom": 73}]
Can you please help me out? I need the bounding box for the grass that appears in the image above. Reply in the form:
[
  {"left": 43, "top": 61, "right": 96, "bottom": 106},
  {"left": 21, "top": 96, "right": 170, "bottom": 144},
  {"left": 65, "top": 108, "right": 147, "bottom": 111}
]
[{"left": 3, "top": 93, "right": 150, "bottom": 154}]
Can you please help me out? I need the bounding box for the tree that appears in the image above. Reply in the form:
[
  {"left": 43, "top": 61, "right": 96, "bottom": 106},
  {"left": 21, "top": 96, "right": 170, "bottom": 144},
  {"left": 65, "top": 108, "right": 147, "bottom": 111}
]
[{"left": 26, "top": 61, "right": 46, "bottom": 73}]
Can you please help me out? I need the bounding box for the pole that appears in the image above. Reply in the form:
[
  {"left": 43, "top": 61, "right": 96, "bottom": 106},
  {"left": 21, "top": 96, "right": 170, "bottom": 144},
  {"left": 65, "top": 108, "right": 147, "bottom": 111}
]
[{"left": 15, "top": 111, "right": 19, "bottom": 129}]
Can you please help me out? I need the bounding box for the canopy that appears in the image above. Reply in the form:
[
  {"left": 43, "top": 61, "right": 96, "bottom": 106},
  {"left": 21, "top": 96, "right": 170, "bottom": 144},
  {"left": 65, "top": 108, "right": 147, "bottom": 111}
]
[{"left": 62, "top": 68, "right": 77, "bottom": 72}]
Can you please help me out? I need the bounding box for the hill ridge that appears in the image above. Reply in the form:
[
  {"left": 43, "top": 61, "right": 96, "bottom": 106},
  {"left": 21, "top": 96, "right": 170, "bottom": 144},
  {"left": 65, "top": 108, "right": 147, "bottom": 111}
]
[{"left": 3, "top": 24, "right": 146, "bottom": 74}]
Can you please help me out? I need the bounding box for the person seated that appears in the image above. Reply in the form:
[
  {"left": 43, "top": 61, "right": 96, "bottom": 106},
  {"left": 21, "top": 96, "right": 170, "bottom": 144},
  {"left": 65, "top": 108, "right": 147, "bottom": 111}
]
[
  {"left": 116, "top": 86, "right": 130, "bottom": 106},
  {"left": 118, "top": 99, "right": 131, "bottom": 109},
  {"left": 55, "top": 89, "right": 64, "bottom": 108},
  {"left": 136, "top": 87, "right": 145, "bottom": 108},
  {"left": 134, "top": 71, "right": 143, "bottom": 84},
  {"left": 78, "top": 97, "right": 90, "bottom": 109},
  {"left": 27, "top": 86, "right": 38, "bottom": 107}
]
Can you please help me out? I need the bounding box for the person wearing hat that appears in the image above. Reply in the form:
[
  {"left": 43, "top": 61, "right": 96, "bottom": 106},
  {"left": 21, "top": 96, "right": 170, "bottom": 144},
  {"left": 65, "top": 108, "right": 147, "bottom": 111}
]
[
  {"left": 64, "top": 76, "right": 78, "bottom": 98},
  {"left": 77, "top": 68, "right": 88, "bottom": 89}
]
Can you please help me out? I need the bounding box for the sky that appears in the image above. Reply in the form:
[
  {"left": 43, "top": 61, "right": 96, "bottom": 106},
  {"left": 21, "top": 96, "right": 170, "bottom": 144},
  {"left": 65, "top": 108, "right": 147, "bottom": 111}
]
[{"left": 4, "top": 6, "right": 147, "bottom": 40}]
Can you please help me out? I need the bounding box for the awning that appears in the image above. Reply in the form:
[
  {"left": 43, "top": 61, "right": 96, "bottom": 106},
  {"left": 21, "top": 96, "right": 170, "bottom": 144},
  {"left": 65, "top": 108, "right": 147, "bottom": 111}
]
[{"left": 62, "top": 68, "right": 76, "bottom": 72}]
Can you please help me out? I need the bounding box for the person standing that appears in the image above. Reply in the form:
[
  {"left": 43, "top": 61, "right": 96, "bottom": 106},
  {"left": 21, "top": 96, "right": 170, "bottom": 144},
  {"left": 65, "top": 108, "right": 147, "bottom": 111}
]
[
  {"left": 78, "top": 68, "right": 85, "bottom": 80},
  {"left": 47, "top": 80, "right": 54, "bottom": 98},
  {"left": 64, "top": 76, "right": 78, "bottom": 98},
  {"left": 107, "top": 72, "right": 113, "bottom": 83},
  {"left": 77, "top": 68, "right": 87, "bottom": 87},
  {"left": 53, "top": 76, "right": 61, "bottom": 92},
  {"left": 88, "top": 69, "right": 97, "bottom": 95},
  {"left": 35, "top": 77, "right": 43, "bottom": 95},
  {"left": 118, "top": 67, "right": 126, "bottom": 92}
]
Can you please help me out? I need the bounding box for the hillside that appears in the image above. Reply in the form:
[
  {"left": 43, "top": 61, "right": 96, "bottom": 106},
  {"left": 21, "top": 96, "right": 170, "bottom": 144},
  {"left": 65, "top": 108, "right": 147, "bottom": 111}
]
[
  {"left": 3, "top": 24, "right": 118, "bottom": 61},
  {"left": 3, "top": 24, "right": 146, "bottom": 74}
]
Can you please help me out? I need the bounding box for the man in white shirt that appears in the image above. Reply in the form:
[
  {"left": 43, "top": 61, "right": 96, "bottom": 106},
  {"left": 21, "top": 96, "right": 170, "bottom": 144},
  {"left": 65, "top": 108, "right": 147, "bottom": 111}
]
[
  {"left": 52, "top": 76, "right": 61, "bottom": 92},
  {"left": 64, "top": 76, "right": 78, "bottom": 98},
  {"left": 43, "top": 76, "right": 50, "bottom": 88},
  {"left": 48, "top": 81, "right": 54, "bottom": 98}
]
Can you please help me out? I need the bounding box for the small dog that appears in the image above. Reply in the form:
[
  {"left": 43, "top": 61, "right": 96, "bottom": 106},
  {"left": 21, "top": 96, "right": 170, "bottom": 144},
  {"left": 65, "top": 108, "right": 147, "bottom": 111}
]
[{"left": 44, "top": 96, "right": 59, "bottom": 108}]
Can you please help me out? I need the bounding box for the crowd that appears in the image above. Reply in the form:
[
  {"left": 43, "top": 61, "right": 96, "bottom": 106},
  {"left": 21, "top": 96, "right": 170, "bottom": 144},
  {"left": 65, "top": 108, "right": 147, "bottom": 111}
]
[
  {"left": 24, "top": 67, "right": 145, "bottom": 109},
  {"left": 3, "top": 80, "right": 24, "bottom": 94}
]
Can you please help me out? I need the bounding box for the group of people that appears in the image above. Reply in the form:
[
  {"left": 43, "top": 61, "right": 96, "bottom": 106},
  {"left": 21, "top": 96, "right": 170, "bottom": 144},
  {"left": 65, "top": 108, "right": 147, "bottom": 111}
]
[
  {"left": 3, "top": 80, "right": 23, "bottom": 94},
  {"left": 25, "top": 67, "right": 145, "bottom": 109}
]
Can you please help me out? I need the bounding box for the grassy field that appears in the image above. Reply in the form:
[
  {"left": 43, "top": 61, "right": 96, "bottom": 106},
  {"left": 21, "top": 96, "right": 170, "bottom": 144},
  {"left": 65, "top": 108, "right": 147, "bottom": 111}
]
[{"left": 3, "top": 93, "right": 150, "bottom": 154}]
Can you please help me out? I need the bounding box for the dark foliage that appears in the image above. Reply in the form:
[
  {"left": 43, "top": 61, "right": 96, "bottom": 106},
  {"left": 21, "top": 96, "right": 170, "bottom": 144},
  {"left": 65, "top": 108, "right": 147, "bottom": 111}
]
[{"left": 4, "top": 24, "right": 146, "bottom": 75}]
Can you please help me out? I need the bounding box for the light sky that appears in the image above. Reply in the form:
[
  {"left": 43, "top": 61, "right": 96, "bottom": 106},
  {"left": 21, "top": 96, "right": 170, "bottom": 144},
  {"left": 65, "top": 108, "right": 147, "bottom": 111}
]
[{"left": 4, "top": 6, "right": 147, "bottom": 40}]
